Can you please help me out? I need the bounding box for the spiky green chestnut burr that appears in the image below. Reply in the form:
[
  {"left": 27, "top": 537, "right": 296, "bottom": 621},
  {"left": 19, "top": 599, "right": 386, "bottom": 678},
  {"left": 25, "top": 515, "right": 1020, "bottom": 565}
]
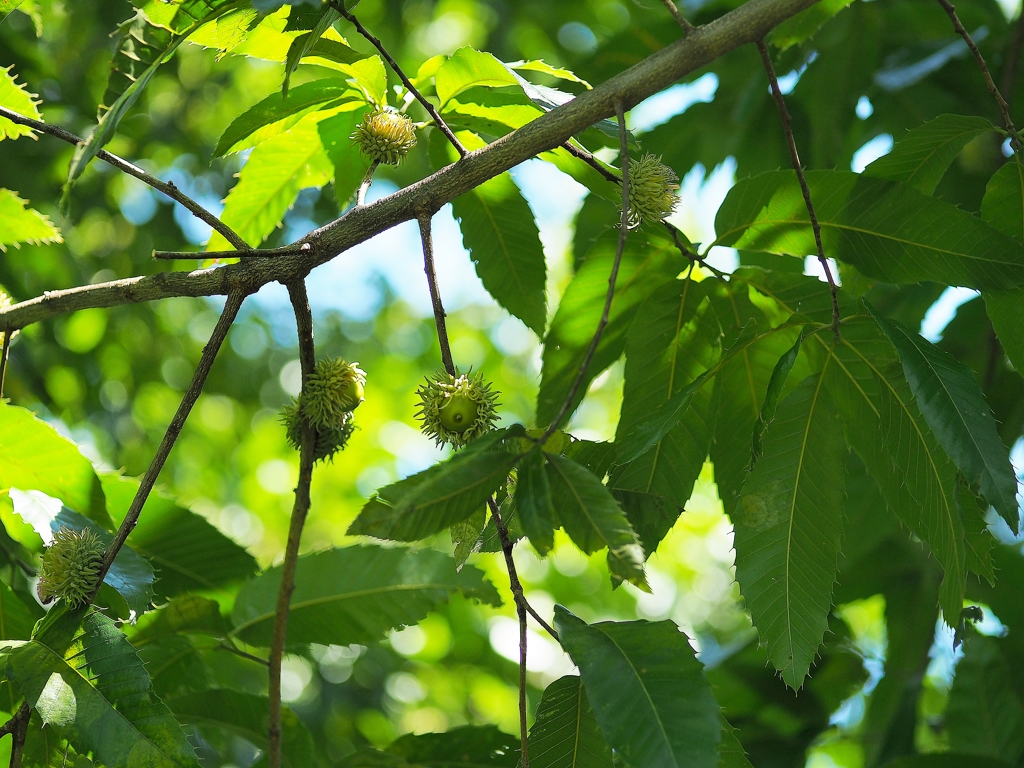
[
  {"left": 282, "top": 397, "right": 357, "bottom": 463},
  {"left": 625, "top": 154, "right": 679, "bottom": 228},
  {"left": 302, "top": 358, "right": 365, "bottom": 429},
  {"left": 36, "top": 526, "right": 105, "bottom": 607},
  {"left": 416, "top": 371, "right": 499, "bottom": 448},
  {"left": 352, "top": 107, "right": 418, "bottom": 166}
]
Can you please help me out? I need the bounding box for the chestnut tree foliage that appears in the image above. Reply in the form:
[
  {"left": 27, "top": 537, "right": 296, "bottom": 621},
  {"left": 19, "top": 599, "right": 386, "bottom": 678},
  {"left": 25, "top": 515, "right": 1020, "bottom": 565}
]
[{"left": 3, "top": 0, "right": 1024, "bottom": 766}]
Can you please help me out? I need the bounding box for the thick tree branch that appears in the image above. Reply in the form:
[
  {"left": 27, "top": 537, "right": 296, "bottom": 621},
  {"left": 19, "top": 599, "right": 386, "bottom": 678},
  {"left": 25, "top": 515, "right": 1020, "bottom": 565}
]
[
  {"left": 330, "top": 2, "right": 467, "bottom": 158},
  {"left": 543, "top": 100, "right": 630, "bottom": 437},
  {"left": 92, "top": 292, "right": 247, "bottom": 591},
  {"left": 757, "top": 39, "right": 840, "bottom": 339},
  {"left": 936, "top": 0, "right": 1020, "bottom": 147},
  {"left": 154, "top": 244, "right": 313, "bottom": 260},
  {"left": 268, "top": 280, "right": 318, "bottom": 768},
  {"left": 0, "top": 0, "right": 821, "bottom": 335},
  {"left": 0, "top": 106, "right": 249, "bottom": 251}
]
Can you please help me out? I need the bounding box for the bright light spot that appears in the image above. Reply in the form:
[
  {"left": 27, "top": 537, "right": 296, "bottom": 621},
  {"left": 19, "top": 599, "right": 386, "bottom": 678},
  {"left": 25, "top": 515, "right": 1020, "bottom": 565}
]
[
  {"left": 386, "top": 672, "right": 427, "bottom": 704},
  {"left": 390, "top": 625, "right": 427, "bottom": 656},
  {"left": 8, "top": 489, "right": 61, "bottom": 544},
  {"left": 256, "top": 460, "right": 295, "bottom": 495},
  {"left": 855, "top": 95, "right": 874, "bottom": 119},
  {"left": 278, "top": 360, "right": 302, "bottom": 396},
  {"left": 629, "top": 74, "right": 719, "bottom": 134},
  {"left": 558, "top": 22, "right": 597, "bottom": 54},
  {"left": 777, "top": 70, "right": 801, "bottom": 94},
  {"left": 920, "top": 286, "right": 979, "bottom": 342},
  {"left": 851, "top": 134, "right": 893, "bottom": 172},
  {"left": 377, "top": 421, "right": 447, "bottom": 477},
  {"left": 281, "top": 655, "right": 315, "bottom": 703},
  {"left": 804, "top": 257, "right": 842, "bottom": 286},
  {"left": 488, "top": 617, "right": 563, "bottom": 672}
]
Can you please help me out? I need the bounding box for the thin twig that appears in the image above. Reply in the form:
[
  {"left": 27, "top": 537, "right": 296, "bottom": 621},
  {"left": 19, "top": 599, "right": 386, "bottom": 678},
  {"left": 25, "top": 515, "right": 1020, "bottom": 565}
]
[
  {"left": 936, "top": 0, "right": 1021, "bottom": 147},
  {"left": 268, "top": 280, "right": 318, "bottom": 768},
  {"left": 154, "top": 244, "right": 312, "bottom": 260},
  {"left": 541, "top": 100, "right": 631, "bottom": 440},
  {"left": 562, "top": 141, "right": 621, "bottom": 184},
  {"left": 7, "top": 702, "right": 30, "bottom": 768},
  {"left": 757, "top": 39, "right": 840, "bottom": 339},
  {"left": 0, "top": 106, "right": 249, "bottom": 251},
  {"left": 357, "top": 161, "right": 380, "bottom": 207},
  {"left": 660, "top": 0, "right": 697, "bottom": 34},
  {"left": 217, "top": 642, "right": 270, "bottom": 667},
  {"left": 0, "top": 333, "right": 10, "bottom": 399},
  {"left": 664, "top": 221, "right": 728, "bottom": 279},
  {"left": 418, "top": 214, "right": 457, "bottom": 376},
  {"left": 329, "top": 2, "right": 467, "bottom": 158},
  {"left": 92, "top": 292, "right": 246, "bottom": 593}
]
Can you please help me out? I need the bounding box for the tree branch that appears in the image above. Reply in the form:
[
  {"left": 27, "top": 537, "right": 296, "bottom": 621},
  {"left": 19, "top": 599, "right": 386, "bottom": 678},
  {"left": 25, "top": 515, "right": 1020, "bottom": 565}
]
[
  {"left": 330, "top": 2, "right": 467, "bottom": 158},
  {"left": 92, "top": 292, "right": 247, "bottom": 592},
  {"left": 5, "top": 702, "right": 30, "bottom": 768},
  {"left": 542, "top": 100, "right": 630, "bottom": 438},
  {"left": 418, "top": 214, "right": 457, "bottom": 376},
  {"left": 0, "top": 333, "right": 10, "bottom": 399},
  {"left": 0, "top": 0, "right": 822, "bottom": 335},
  {"left": 268, "top": 280, "right": 318, "bottom": 768},
  {"left": 936, "top": 0, "right": 1021, "bottom": 147},
  {"left": 0, "top": 106, "right": 249, "bottom": 252},
  {"left": 154, "top": 244, "right": 313, "bottom": 261},
  {"left": 661, "top": 0, "right": 697, "bottom": 34},
  {"left": 757, "top": 39, "right": 840, "bottom": 339}
]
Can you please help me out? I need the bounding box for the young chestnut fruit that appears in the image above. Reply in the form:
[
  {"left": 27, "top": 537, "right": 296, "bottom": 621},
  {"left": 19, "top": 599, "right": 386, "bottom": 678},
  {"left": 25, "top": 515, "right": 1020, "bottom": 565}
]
[
  {"left": 416, "top": 370, "right": 499, "bottom": 448},
  {"left": 282, "top": 399, "right": 355, "bottom": 463},
  {"left": 626, "top": 153, "right": 680, "bottom": 228},
  {"left": 301, "top": 358, "right": 366, "bottom": 430},
  {"left": 351, "top": 107, "right": 418, "bottom": 166},
  {"left": 37, "top": 525, "right": 105, "bottom": 608}
]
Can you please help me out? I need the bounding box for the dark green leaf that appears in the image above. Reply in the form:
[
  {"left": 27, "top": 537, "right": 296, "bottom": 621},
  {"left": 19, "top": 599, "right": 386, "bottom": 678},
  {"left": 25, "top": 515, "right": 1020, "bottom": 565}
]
[
  {"left": 347, "top": 431, "right": 518, "bottom": 541},
  {"left": 984, "top": 289, "right": 1024, "bottom": 374},
  {"left": 451, "top": 507, "right": 487, "bottom": 569},
  {"left": 318, "top": 106, "right": 371, "bottom": 209},
  {"left": 958, "top": 483, "right": 995, "bottom": 584},
  {"left": 714, "top": 170, "right": 1024, "bottom": 290},
  {"left": 870, "top": 309, "right": 1018, "bottom": 532},
  {"left": 0, "top": 579, "right": 37, "bottom": 641},
  {"left": 515, "top": 448, "right": 557, "bottom": 555},
  {"left": 544, "top": 454, "right": 646, "bottom": 588},
  {"left": 230, "top": 545, "right": 499, "bottom": 646},
  {"left": 0, "top": 402, "right": 111, "bottom": 529},
  {"left": 734, "top": 372, "right": 846, "bottom": 688},
  {"left": 768, "top": 0, "right": 854, "bottom": 51},
  {"left": 863, "top": 114, "right": 994, "bottom": 195},
  {"left": 528, "top": 675, "right": 612, "bottom": 768},
  {"left": 554, "top": 608, "right": 721, "bottom": 768},
  {"left": 130, "top": 596, "right": 227, "bottom": 647},
  {"left": 981, "top": 156, "right": 1024, "bottom": 242},
  {"left": 7, "top": 608, "right": 199, "bottom": 768},
  {"left": 749, "top": 327, "right": 806, "bottom": 471},
  {"left": 388, "top": 725, "right": 519, "bottom": 767},
  {"left": 283, "top": 6, "right": 341, "bottom": 96},
  {"left": 612, "top": 491, "right": 679, "bottom": 559}
]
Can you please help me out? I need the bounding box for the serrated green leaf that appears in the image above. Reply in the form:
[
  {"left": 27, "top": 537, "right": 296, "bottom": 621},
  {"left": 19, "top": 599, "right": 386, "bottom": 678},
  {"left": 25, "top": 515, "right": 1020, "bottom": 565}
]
[
  {"left": 0, "top": 579, "right": 38, "bottom": 641},
  {"left": 863, "top": 114, "right": 994, "bottom": 195},
  {"left": 0, "top": 402, "right": 110, "bottom": 529},
  {"left": 348, "top": 431, "right": 517, "bottom": 542},
  {"left": 717, "top": 719, "right": 753, "bottom": 768},
  {"left": 101, "top": 473, "right": 257, "bottom": 598},
  {"left": 870, "top": 309, "right": 1017, "bottom": 532},
  {"left": 387, "top": 726, "right": 519, "bottom": 767},
  {"left": 130, "top": 595, "right": 227, "bottom": 647},
  {"left": 167, "top": 690, "right": 315, "bottom": 768},
  {"left": 317, "top": 105, "right": 371, "bottom": 209},
  {"left": 207, "top": 114, "right": 333, "bottom": 250},
  {"left": 509, "top": 60, "right": 591, "bottom": 89},
  {"left": 0, "top": 66, "right": 41, "bottom": 139},
  {"left": 733, "top": 371, "right": 846, "bottom": 689},
  {"left": 214, "top": 78, "right": 357, "bottom": 157},
  {"left": 749, "top": 327, "right": 805, "bottom": 471},
  {"left": 436, "top": 47, "right": 519, "bottom": 108},
  {"left": 527, "top": 674, "right": 611, "bottom": 768},
  {"left": 230, "top": 545, "right": 500, "bottom": 646},
  {"left": 984, "top": 289, "right": 1024, "bottom": 375},
  {"left": 544, "top": 454, "right": 646, "bottom": 588},
  {"left": 0, "top": 188, "right": 61, "bottom": 251},
  {"left": 946, "top": 636, "right": 1024, "bottom": 763},
  {"left": 515, "top": 448, "right": 557, "bottom": 555},
  {"left": 554, "top": 608, "right": 721, "bottom": 768},
  {"left": 0, "top": 1, "right": 27, "bottom": 22},
  {"left": 959, "top": 483, "right": 995, "bottom": 584},
  {"left": 185, "top": 6, "right": 259, "bottom": 53},
  {"left": 68, "top": 0, "right": 248, "bottom": 188},
  {"left": 612, "top": 275, "right": 719, "bottom": 508},
  {"left": 537, "top": 230, "right": 687, "bottom": 426},
  {"left": 7, "top": 608, "right": 199, "bottom": 768},
  {"left": 714, "top": 170, "right": 1024, "bottom": 290},
  {"left": 981, "top": 156, "right": 1024, "bottom": 242},
  {"left": 768, "top": 0, "right": 854, "bottom": 50},
  {"left": 283, "top": 5, "right": 340, "bottom": 96},
  {"left": 451, "top": 507, "right": 486, "bottom": 569}
]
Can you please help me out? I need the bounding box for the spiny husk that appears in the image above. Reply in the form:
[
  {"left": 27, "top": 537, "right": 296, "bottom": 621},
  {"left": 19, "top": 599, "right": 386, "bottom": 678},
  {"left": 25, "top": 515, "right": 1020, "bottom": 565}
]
[
  {"left": 37, "top": 526, "right": 105, "bottom": 607},
  {"left": 416, "top": 371, "right": 500, "bottom": 449},
  {"left": 625, "top": 154, "right": 680, "bottom": 228},
  {"left": 352, "top": 107, "right": 418, "bottom": 166},
  {"left": 302, "top": 358, "right": 366, "bottom": 429},
  {"left": 282, "top": 398, "right": 356, "bottom": 463}
]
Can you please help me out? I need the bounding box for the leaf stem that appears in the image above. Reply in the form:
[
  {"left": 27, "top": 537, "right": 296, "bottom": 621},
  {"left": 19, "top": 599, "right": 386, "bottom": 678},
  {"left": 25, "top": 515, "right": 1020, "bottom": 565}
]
[
  {"left": 330, "top": 2, "right": 467, "bottom": 158},
  {"left": 92, "top": 292, "right": 247, "bottom": 596},
  {"left": 542, "top": 100, "right": 631, "bottom": 440},
  {"left": 756, "top": 39, "right": 840, "bottom": 341},
  {"left": 268, "top": 280, "right": 319, "bottom": 768},
  {"left": 0, "top": 106, "right": 249, "bottom": 252},
  {"left": 357, "top": 161, "right": 380, "bottom": 207},
  {"left": 660, "top": 0, "right": 697, "bottom": 33}
]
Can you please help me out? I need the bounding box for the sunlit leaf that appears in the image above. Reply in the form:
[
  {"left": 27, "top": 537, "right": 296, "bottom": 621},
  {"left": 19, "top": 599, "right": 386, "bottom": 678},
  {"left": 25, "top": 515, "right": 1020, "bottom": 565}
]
[
  {"left": 515, "top": 448, "right": 557, "bottom": 555},
  {"left": 0, "top": 66, "right": 40, "bottom": 140},
  {"left": 436, "top": 47, "right": 519, "bottom": 108},
  {"left": 0, "top": 188, "right": 61, "bottom": 251}
]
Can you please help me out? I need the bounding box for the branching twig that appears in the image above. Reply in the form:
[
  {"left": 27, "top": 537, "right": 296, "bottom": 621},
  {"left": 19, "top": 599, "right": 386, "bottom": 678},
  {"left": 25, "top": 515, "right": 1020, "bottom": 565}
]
[
  {"left": 542, "top": 100, "right": 631, "bottom": 440},
  {"left": 936, "top": 0, "right": 1020, "bottom": 147},
  {"left": 562, "top": 141, "right": 621, "bottom": 184},
  {"left": 268, "top": 280, "right": 318, "bottom": 768},
  {"left": 217, "top": 642, "right": 270, "bottom": 667},
  {"left": 92, "top": 292, "right": 246, "bottom": 592},
  {"left": 154, "top": 244, "right": 313, "bottom": 260},
  {"left": 660, "top": 0, "right": 697, "bottom": 34},
  {"left": 0, "top": 106, "right": 249, "bottom": 251},
  {"left": 418, "top": 214, "right": 457, "bottom": 376},
  {"left": 329, "top": 2, "right": 467, "bottom": 158},
  {"left": 664, "top": 222, "right": 728, "bottom": 279},
  {"left": 4, "top": 702, "right": 30, "bottom": 768},
  {"left": 357, "top": 161, "right": 380, "bottom": 207},
  {"left": 757, "top": 40, "right": 840, "bottom": 339}
]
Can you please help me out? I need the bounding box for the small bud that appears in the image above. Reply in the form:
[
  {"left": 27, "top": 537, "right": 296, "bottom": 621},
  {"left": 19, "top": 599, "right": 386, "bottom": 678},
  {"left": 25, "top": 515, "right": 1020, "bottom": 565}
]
[
  {"left": 37, "top": 526, "right": 105, "bottom": 608},
  {"left": 352, "top": 107, "right": 418, "bottom": 166},
  {"left": 302, "top": 358, "right": 366, "bottom": 430},
  {"left": 416, "top": 371, "right": 500, "bottom": 448},
  {"left": 282, "top": 397, "right": 356, "bottom": 463},
  {"left": 625, "top": 154, "right": 679, "bottom": 228}
]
